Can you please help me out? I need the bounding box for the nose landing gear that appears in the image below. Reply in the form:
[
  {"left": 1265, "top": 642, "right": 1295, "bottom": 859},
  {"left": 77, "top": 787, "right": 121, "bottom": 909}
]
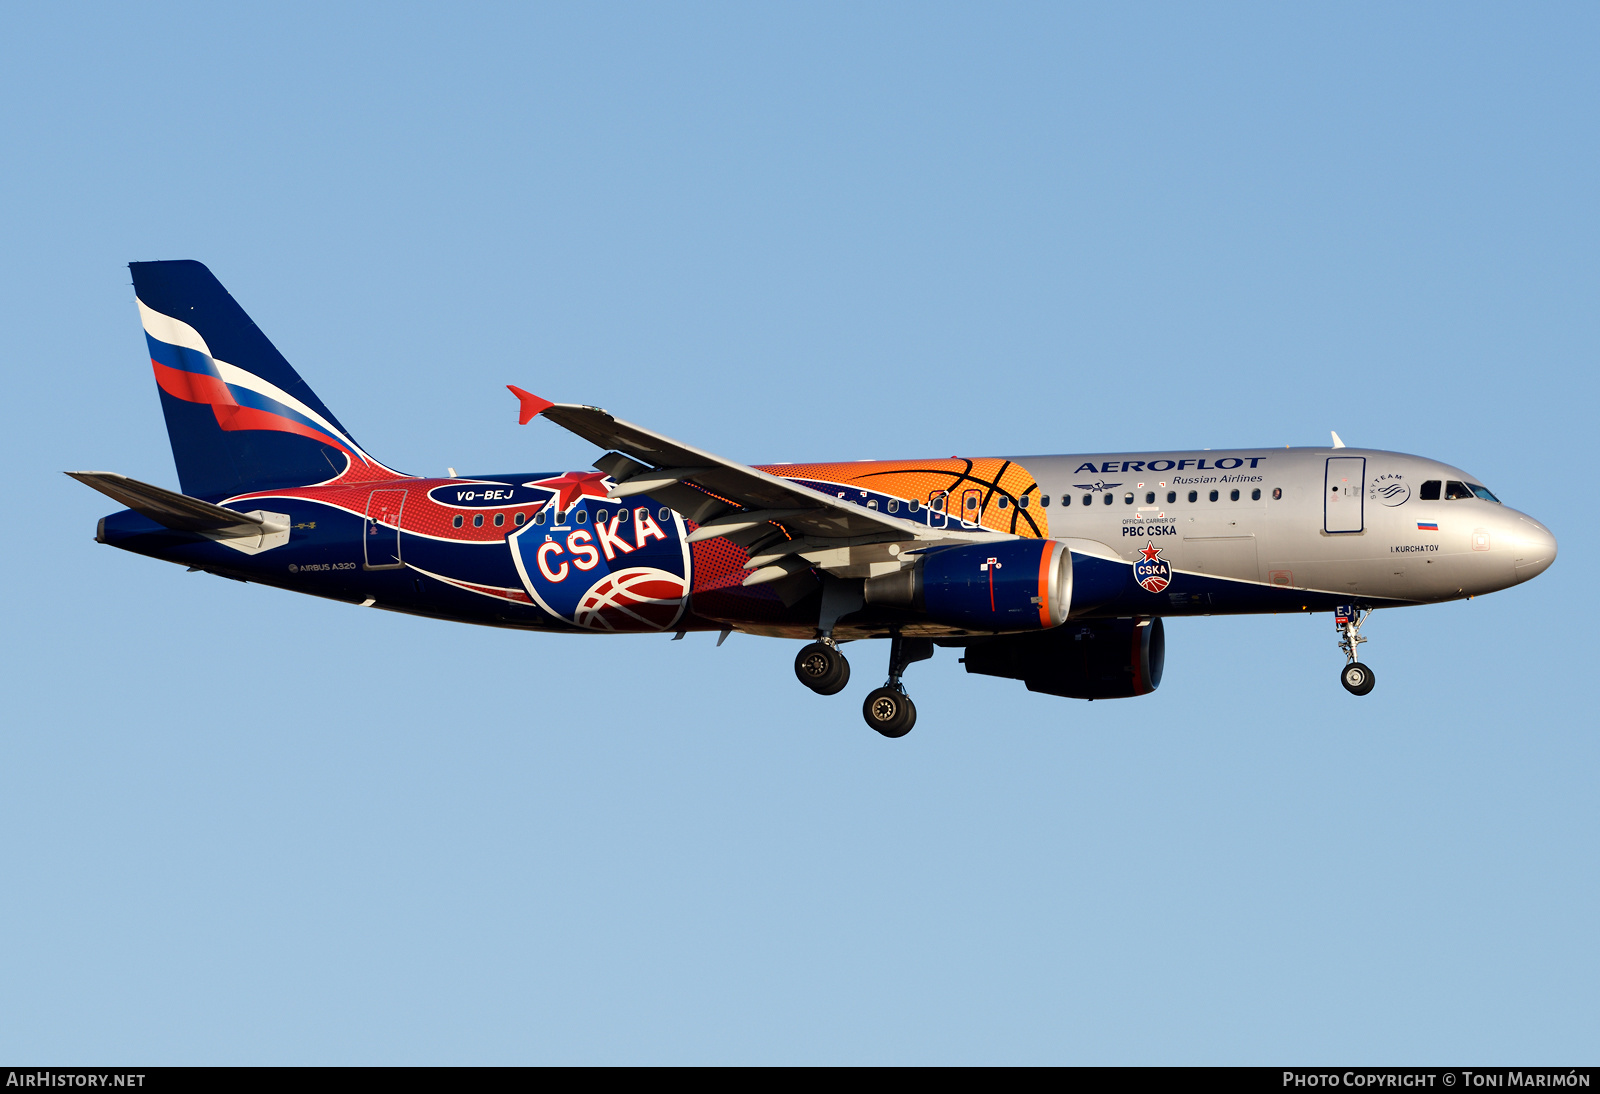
[
  {"left": 1335, "top": 606, "right": 1376, "bottom": 696},
  {"left": 862, "top": 634, "right": 933, "bottom": 738}
]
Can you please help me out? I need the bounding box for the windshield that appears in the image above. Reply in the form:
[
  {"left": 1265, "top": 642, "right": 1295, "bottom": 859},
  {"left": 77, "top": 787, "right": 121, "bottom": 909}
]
[{"left": 1467, "top": 483, "right": 1500, "bottom": 503}]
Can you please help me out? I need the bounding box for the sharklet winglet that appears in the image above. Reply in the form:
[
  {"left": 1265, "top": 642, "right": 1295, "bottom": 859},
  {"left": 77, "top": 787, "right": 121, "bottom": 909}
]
[{"left": 508, "top": 386, "right": 554, "bottom": 425}]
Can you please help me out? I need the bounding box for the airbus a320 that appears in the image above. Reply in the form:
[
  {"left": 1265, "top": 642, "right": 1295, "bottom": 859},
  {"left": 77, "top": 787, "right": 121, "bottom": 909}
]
[{"left": 72, "top": 261, "right": 1558, "bottom": 737}]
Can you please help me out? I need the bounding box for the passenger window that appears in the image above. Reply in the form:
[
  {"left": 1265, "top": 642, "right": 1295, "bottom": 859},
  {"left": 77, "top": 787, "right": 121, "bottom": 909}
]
[
  {"left": 1060, "top": 494, "right": 1070, "bottom": 507},
  {"left": 965, "top": 495, "right": 978, "bottom": 510},
  {"left": 534, "top": 509, "right": 547, "bottom": 525},
  {"left": 1145, "top": 492, "right": 1155, "bottom": 505},
  {"left": 514, "top": 512, "right": 525, "bottom": 526},
  {"left": 1166, "top": 491, "right": 1176, "bottom": 504},
  {"left": 1040, "top": 495, "right": 1050, "bottom": 507},
  {"left": 618, "top": 508, "right": 630, "bottom": 523},
  {"left": 1229, "top": 489, "right": 1240, "bottom": 502},
  {"left": 1251, "top": 488, "right": 1261, "bottom": 501},
  {"left": 886, "top": 499, "right": 898, "bottom": 513},
  {"left": 658, "top": 507, "right": 671, "bottom": 523},
  {"left": 473, "top": 514, "right": 484, "bottom": 528},
  {"left": 909, "top": 499, "right": 921, "bottom": 513},
  {"left": 1123, "top": 493, "right": 1134, "bottom": 505},
  {"left": 1103, "top": 493, "right": 1113, "bottom": 506},
  {"left": 1445, "top": 481, "right": 1473, "bottom": 501},
  {"left": 997, "top": 497, "right": 1008, "bottom": 509},
  {"left": 452, "top": 514, "right": 463, "bottom": 529},
  {"left": 575, "top": 509, "right": 588, "bottom": 524},
  {"left": 867, "top": 499, "right": 878, "bottom": 510},
  {"left": 1019, "top": 494, "right": 1030, "bottom": 509},
  {"left": 1420, "top": 480, "right": 1441, "bottom": 501},
  {"left": 1272, "top": 487, "right": 1282, "bottom": 500},
  {"left": 494, "top": 513, "right": 505, "bottom": 527},
  {"left": 1187, "top": 490, "right": 1197, "bottom": 503},
  {"left": 1209, "top": 489, "right": 1219, "bottom": 502}
]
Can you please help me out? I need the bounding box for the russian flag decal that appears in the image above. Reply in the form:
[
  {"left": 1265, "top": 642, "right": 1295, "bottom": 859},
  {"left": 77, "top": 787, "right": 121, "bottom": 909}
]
[{"left": 1417, "top": 522, "right": 1438, "bottom": 531}]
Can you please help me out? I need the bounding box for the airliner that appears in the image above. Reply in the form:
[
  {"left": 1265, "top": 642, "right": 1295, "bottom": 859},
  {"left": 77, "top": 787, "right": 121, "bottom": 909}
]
[{"left": 71, "top": 261, "right": 1558, "bottom": 737}]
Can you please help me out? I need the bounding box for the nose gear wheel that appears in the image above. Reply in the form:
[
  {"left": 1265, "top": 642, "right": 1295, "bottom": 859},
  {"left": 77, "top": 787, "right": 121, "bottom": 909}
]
[
  {"left": 1341, "top": 661, "right": 1376, "bottom": 695},
  {"left": 1334, "top": 606, "right": 1376, "bottom": 696}
]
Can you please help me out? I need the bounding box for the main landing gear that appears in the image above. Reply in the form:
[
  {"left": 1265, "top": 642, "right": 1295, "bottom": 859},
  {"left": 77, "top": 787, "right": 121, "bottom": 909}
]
[
  {"left": 1335, "top": 605, "right": 1376, "bottom": 696},
  {"left": 795, "top": 639, "right": 850, "bottom": 695},
  {"left": 793, "top": 632, "right": 933, "bottom": 738},
  {"left": 862, "top": 635, "right": 934, "bottom": 738}
]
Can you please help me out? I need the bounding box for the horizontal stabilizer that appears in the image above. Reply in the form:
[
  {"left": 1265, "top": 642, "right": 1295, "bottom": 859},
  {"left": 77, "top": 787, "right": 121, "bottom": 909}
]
[{"left": 66, "top": 471, "right": 270, "bottom": 536}]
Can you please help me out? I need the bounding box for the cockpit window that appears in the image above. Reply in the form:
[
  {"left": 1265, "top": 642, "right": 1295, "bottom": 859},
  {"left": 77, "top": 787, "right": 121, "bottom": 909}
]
[
  {"left": 1445, "top": 481, "right": 1474, "bottom": 501},
  {"left": 1467, "top": 483, "right": 1500, "bottom": 503},
  {"left": 1419, "top": 480, "right": 1441, "bottom": 501}
]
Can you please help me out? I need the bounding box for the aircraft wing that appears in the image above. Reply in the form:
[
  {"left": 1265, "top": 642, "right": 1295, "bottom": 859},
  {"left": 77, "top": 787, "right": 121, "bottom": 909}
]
[{"left": 509, "top": 387, "right": 1007, "bottom": 589}]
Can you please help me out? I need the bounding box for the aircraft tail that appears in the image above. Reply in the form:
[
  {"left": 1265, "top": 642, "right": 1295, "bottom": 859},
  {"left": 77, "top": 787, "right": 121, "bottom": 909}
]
[{"left": 130, "top": 260, "right": 402, "bottom": 499}]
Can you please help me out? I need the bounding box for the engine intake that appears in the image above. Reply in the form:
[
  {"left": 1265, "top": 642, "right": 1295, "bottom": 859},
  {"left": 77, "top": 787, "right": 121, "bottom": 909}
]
[
  {"left": 960, "top": 617, "right": 1165, "bottom": 699},
  {"left": 864, "top": 539, "right": 1070, "bottom": 632}
]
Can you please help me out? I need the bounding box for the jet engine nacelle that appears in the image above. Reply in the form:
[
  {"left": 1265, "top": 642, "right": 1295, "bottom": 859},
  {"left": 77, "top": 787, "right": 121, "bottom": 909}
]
[
  {"left": 960, "top": 617, "right": 1165, "bottom": 699},
  {"left": 864, "top": 539, "right": 1071, "bottom": 632}
]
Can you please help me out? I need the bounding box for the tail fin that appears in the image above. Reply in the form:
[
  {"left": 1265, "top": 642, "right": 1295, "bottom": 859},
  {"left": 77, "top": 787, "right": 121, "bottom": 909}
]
[{"left": 130, "top": 260, "right": 402, "bottom": 499}]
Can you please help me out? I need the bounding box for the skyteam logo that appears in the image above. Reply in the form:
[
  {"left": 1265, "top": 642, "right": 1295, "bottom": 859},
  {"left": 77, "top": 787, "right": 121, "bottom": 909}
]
[
  {"left": 508, "top": 499, "right": 691, "bottom": 631},
  {"left": 1134, "top": 542, "right": 1171, "bottom": 593},
  {"left": 1368, "top": 472, "right": 1410, "bottom": 507}
]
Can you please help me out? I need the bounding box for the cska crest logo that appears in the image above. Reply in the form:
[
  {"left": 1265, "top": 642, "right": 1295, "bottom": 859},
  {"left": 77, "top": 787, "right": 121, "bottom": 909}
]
[
  {"left": 1134, "top": 542, "right": 1171, "bottom": 593},
  {"left": 509, "top": 498, "right": 691, "bottom": 631}
]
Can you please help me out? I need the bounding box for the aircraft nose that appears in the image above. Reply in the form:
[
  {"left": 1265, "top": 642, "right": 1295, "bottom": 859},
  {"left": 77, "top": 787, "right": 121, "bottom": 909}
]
[{"left": 1511, "top": 516, "right": 1558, "bottom": 584}]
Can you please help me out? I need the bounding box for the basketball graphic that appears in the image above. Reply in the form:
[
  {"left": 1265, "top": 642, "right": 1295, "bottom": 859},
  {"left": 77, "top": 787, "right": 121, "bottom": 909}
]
[{"left": 573, "top": 567, "right": 689, "bottom": 631}]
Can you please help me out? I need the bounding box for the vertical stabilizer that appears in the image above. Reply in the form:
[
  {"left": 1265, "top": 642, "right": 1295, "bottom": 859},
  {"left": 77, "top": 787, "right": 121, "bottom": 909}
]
[{"left": 130, "top": 260, "right": 402, "bottom": 499}]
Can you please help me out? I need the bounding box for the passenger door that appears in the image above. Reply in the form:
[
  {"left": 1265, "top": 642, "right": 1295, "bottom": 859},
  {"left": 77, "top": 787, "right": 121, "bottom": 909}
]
[
  {"left": 1324, "top": 457, "right": 1366, "bottom": 534},
  {"left": 364, "top": 489, "right": 407, "bottom": 569}
]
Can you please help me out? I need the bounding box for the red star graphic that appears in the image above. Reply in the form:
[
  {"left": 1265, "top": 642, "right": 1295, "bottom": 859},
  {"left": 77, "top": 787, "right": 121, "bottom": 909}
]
[
  {"left": 1139, "top": 543, "right": 1164, "bottom": 562},
  {"left": 525, "top": 471, "right": 611, "bottom": 511}
]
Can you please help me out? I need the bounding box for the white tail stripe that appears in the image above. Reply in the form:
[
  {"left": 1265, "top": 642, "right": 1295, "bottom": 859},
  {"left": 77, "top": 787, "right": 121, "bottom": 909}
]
[
  {"left": 136, "top": 297, "right": 371, "bottom": 464},
  {"left": 136, "top": 298, "right": 212, "bottom": 356}
]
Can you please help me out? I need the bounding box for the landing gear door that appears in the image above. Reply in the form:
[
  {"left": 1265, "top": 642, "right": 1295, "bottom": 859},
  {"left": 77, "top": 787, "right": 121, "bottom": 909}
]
[
  {"left": 364, "top": 489, "right": 407, "bottom": 569},
  {"left": 1324, "top": 457, "right": 1366, "bottom": 534}
]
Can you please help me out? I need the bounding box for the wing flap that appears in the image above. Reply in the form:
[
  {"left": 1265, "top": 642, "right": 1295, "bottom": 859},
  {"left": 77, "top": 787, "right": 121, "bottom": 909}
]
[{"left": 525, "top": 396, "right": 1001, "bottom": 547}]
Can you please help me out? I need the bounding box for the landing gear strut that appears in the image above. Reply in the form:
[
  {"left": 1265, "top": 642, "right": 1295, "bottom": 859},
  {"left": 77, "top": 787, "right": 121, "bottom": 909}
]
[
  {"left": 863, "top": 634, "right": 933, "bottom": 738},
  {"left": 795, "top": 638, "right": 850, "bottom": 695},
  {"left": 1335, "top": 605, "right": 1376, "bottom": 696}
]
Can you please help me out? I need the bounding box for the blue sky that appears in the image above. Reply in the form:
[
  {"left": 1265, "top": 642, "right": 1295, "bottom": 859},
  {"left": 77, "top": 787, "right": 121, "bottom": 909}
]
[{"left": 1, "top": 2, "right": 1595, "bottom": 1063}]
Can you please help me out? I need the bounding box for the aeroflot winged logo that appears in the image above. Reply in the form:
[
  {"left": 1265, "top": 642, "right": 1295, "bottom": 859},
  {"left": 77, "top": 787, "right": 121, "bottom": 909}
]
[{"left": 1134, "top": 542, "right": 1172, "bottom": 593}]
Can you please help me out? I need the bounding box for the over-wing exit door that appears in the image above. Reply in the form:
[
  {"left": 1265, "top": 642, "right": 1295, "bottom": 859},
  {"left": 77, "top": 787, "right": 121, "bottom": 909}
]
[{"left": 1324, "top": 457, "right": 1366, "bottom": 533}]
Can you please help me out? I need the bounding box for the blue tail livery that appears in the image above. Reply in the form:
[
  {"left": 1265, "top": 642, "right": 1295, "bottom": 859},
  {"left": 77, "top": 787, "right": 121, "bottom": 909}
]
[
  {"left": 131, "top": 260, "right": 403, "bottom": 499},
  {"left": 73, "top": 261, "right": 1558, "bottom": 737}
]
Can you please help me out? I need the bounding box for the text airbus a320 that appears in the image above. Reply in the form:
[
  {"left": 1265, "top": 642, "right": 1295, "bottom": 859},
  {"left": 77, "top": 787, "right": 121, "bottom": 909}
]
[{"left": 71, "top": 261, "right": 1558, "bottom": 737}]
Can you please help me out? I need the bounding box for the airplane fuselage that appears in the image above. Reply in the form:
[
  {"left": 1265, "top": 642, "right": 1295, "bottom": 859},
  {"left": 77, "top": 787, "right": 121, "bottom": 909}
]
[{"left": 97, "top": 444, "right": 1555, "bottom": 640}]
